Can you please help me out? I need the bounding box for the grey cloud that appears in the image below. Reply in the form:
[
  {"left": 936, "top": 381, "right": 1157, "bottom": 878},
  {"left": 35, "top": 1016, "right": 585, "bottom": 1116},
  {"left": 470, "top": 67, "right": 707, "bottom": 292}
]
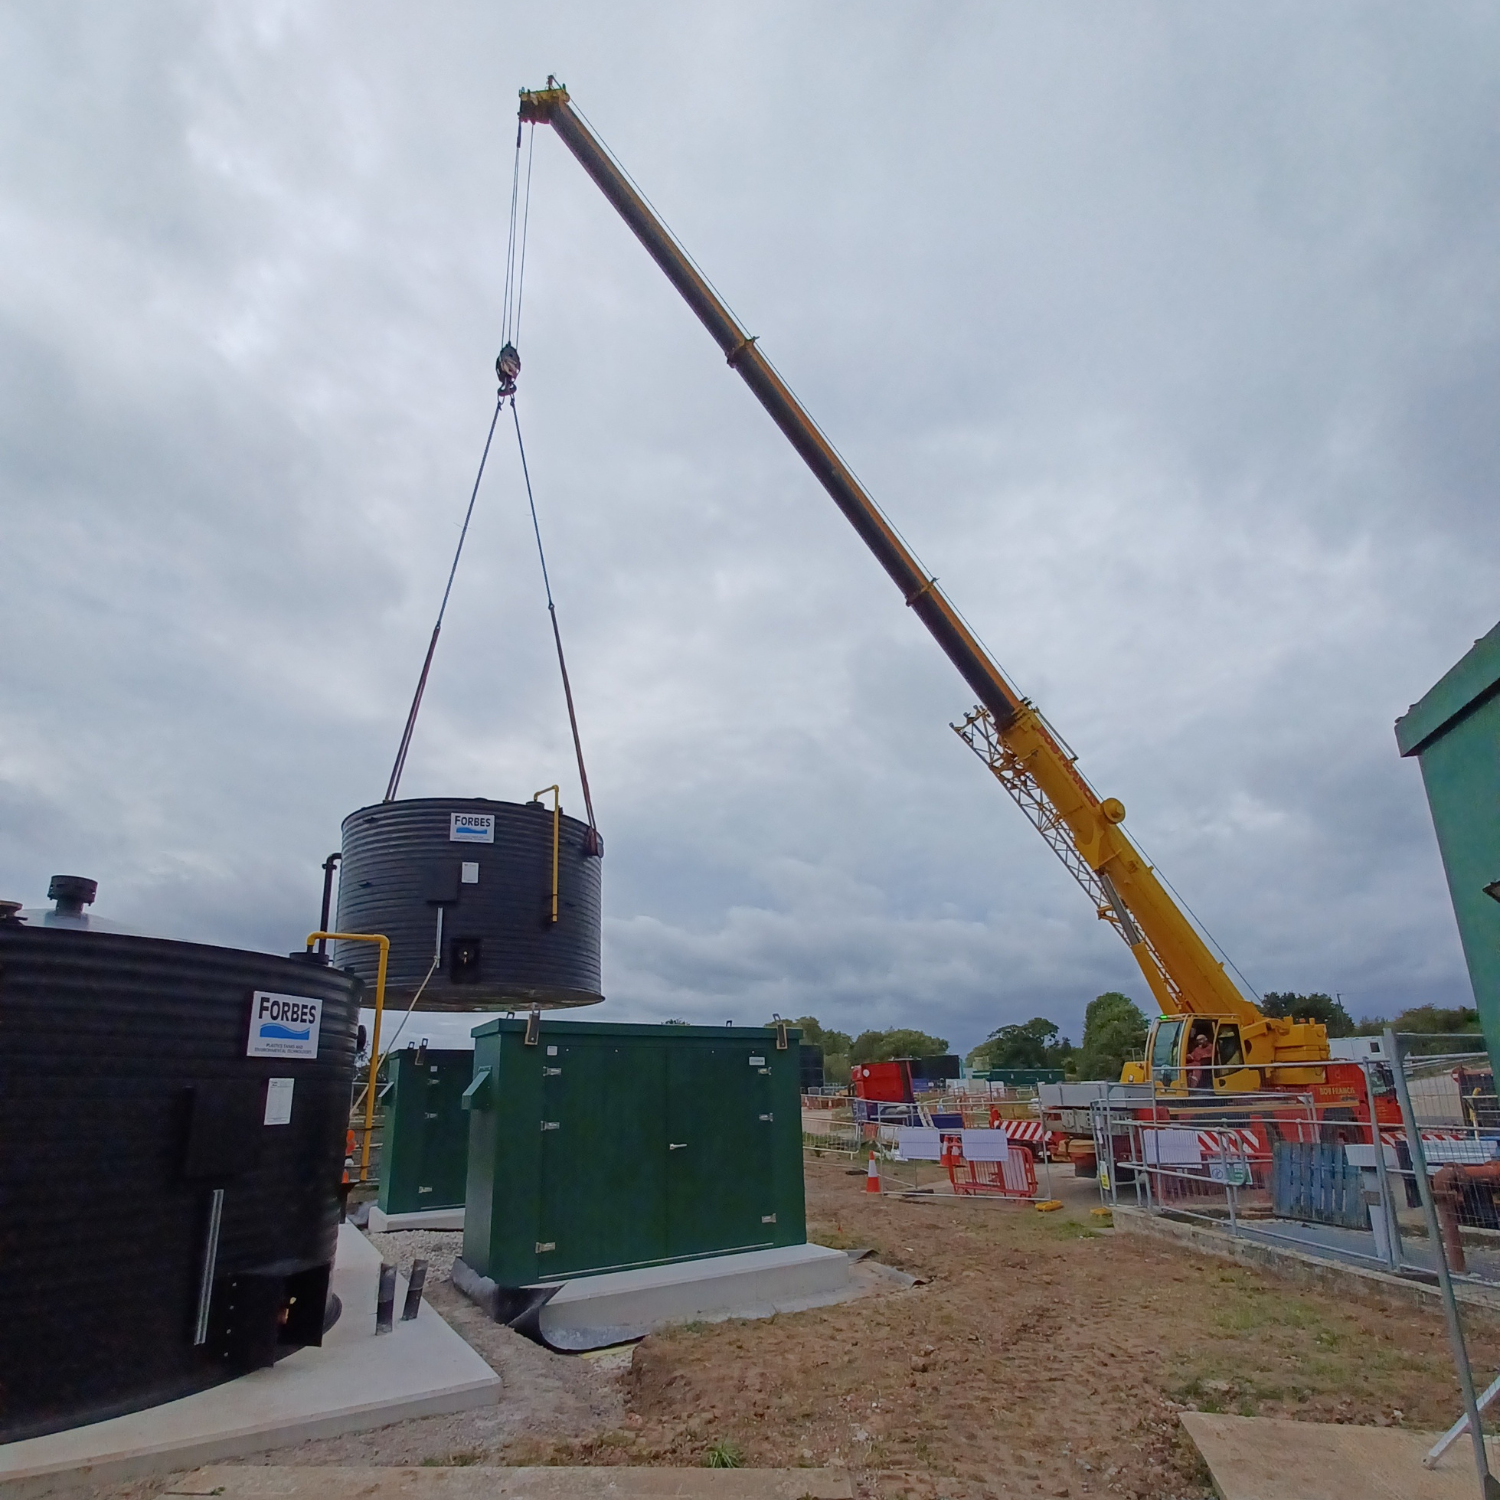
[{"left": 3, "top": 4, "right": 1497, "bottom": 1056}]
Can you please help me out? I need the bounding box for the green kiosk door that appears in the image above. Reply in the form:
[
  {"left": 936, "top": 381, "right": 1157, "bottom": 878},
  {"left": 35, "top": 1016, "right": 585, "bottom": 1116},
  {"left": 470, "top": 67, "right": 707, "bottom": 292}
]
[
  {"left": 666, "top": 1041, "right": 775, "bottom": 1258},
  {"left": 536, "top": 1036, "right": 669, "bottom": 1278}
]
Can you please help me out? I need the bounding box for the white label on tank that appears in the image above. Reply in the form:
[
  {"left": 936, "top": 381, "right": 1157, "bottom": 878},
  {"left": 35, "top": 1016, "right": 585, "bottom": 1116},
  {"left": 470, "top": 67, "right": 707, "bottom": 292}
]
[
  {"left": 264, "top": 1077, "right": 295, "bottom": 1125},
  {"left": 460, "top": 861, "right": 480, "bottom": 883},
  {"left": 749, "top": 1056, "right": 765, "bottom": 1066},
  {"left": 450, "top": 813, "right": 495, "bottom": 844},
  {"left": 247, "top": 993, "right": 322, "bottom": 1059},
  {"left": 547, "top": 1045, "right": 558, "bottom": 1056}
]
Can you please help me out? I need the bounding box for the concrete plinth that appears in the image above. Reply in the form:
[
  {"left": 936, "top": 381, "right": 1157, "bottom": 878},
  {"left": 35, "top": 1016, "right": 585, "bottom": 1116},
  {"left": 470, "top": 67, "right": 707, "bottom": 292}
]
[
  {"left": 0, "top": 1225, "right": 499, "bottom": 1499},
  {"left": 455, "top": 1242, "right": 853, "bottom": 1352},
  {"left": 162, "top": 1466, "right": 855, "bottom": 1499},
  {"left": 368, "top": 1206, "right": 465, "bottom": 1232}
]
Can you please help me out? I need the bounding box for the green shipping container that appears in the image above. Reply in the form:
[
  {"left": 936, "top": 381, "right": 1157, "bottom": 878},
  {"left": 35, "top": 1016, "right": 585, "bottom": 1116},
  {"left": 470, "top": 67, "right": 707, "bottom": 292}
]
[
  {"left": 378, "top": 1047, "right": 473, "bottom": 1216},
  {"left": 461, "top": 1019, "right": 806, "bottom": 1286},
  {"left": 973, "top": 1067, "right": 1065, "bottom": 1087},
  {"left": 1396, "top": 619, "right": 1500, "bottom": 1070}
]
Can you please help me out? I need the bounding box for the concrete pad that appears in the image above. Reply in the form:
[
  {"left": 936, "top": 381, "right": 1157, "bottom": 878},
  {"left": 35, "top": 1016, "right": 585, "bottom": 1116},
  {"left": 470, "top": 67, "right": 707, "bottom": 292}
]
[
  {"left": 162, "top": 1467, "right": 854, "bottom": 1499},
  {"left": 368, "top": 1206, "right": 465, "bottom": 1232},
  {"left": 1180, "top": 1412, "right": 1500, "bottom": 1500},
  {"left": 0, "top": 1226, "right": 499, "bottom": 1499},
  {"left": 536, "top": 1244, "right": 853, "bottom": 1351}
]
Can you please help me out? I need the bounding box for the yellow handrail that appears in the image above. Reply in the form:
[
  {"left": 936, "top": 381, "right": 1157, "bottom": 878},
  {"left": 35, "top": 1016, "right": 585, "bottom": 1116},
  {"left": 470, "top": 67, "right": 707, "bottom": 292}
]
[
  {"left": 307, "top": 930, "right": 389, "bottom": 1183},
  {"left": 532, "top": 785, "right": 560, "bottom": 924}
]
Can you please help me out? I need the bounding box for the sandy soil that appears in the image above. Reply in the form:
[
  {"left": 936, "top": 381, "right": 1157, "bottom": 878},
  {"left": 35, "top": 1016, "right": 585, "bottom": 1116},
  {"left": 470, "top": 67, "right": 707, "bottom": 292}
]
[{"left": 101, "top": 1160, "right": 1500, "bottom": 1500}]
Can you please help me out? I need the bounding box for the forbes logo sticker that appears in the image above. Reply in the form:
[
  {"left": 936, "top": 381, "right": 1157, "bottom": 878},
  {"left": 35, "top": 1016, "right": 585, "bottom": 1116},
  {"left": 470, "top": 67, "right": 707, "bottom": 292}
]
[
  {"left": 247, "top": 993, "right": 323, "bottom": 1059},
  {"left": 450, "top": 812, "right": 495, "bottom": 844}
]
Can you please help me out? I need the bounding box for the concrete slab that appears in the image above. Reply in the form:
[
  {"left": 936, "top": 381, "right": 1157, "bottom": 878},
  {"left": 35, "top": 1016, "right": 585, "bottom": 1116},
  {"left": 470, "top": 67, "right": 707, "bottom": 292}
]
[
  {"left": 1180, "top": 1412, "right": 1500, "bottom": 1500},
  {"left": 535, "top": 1244, "right": 853, "bottom": 1351},
  {"left": 368, "top": 1206, "right": 465, "bottom": 1232},
  {"left": 161, "top": 1467, "right": 854, "bottom": 1499},
  {"left": 0, "top": 1226, "right": 499, "bottom": 1499}
]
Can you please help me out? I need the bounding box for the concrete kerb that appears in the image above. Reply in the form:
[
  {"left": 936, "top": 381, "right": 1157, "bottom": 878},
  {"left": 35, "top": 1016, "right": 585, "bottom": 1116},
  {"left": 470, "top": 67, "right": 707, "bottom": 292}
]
[
  {"left": 1112, "top": 1205, "right": 1500, "bottom": 1322},
  {"left": 163, "top": 1467, "right": 856, "bottom": 1499}
]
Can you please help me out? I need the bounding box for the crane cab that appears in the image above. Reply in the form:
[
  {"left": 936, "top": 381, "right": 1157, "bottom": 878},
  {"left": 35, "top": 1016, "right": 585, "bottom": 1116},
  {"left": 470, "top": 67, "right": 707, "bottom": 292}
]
[{"left": 1121, "top": 1016, "right": 1264, "bottom": 1095}]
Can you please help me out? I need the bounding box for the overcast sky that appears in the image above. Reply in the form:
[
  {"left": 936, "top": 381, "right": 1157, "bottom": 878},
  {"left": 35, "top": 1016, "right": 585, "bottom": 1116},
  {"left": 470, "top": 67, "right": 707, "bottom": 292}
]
[{"left": 3, "top": 4, "right": 1498, "bottom": 1053}]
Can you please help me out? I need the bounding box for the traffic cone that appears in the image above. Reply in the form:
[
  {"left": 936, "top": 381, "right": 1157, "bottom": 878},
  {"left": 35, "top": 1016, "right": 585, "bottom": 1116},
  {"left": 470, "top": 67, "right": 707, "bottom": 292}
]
[{"left": 864, "top": 1155, "right": 882, "bottom": 1194}]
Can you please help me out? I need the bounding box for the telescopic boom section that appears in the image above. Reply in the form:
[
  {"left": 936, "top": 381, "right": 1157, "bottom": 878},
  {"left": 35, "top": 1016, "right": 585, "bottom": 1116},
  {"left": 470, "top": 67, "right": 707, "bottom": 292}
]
[{"left": 519, "top": 83, "right": 1260, "bottom": 1027}]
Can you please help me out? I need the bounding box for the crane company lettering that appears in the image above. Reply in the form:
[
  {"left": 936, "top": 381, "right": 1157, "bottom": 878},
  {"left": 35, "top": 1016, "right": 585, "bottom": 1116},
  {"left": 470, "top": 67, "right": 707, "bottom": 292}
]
[{"left": 247, "top": 992, "right": 323, "bottom": 1059}]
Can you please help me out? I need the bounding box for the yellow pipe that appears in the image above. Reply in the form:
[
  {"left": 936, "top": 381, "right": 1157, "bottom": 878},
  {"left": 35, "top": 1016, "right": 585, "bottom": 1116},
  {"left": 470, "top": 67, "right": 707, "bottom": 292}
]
[
  {"left": 532, "top": 785, "right": 560, "bottom": 924},
  {"left": 307, "top": 930, "right": 389, "bottom": 1183}
]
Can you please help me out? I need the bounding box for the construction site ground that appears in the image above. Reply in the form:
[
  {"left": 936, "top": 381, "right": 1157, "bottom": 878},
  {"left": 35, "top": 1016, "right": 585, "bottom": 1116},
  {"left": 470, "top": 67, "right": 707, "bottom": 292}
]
[{"left": 93, "top": 1159, "right": 1500, "bottom": 1500}]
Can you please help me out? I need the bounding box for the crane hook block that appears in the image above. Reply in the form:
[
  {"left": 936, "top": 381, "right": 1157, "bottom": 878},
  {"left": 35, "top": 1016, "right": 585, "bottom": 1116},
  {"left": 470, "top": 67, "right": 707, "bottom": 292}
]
[{"left": 496, "top": 343, "right": 521, "bottom": 397}]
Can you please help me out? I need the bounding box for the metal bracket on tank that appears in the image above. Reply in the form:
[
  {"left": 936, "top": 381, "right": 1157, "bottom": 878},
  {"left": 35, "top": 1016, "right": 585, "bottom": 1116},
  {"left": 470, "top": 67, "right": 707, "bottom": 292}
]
[
  {"left": 524, "top": 1008, "right": 541, "bottom": 1047},
  {"left": 772, "top": 1014, "right": 789, "bottom": 1051},
  {"left": 193, "top": 1188, "right": 225, "bottom": 1346}
]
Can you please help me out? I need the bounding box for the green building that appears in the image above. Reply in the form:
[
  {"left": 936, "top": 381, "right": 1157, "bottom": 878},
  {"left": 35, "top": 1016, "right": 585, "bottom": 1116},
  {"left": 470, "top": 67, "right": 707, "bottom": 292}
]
[
  {"left": 461, "top": 1018, "right": 806, "bottom": 1287},
  {"left": 377, "top": 1047, "right": 472, "bottom": 1218},
  {"left": 1395, "top": 620, "right": 1500, "bottom": 1066}
]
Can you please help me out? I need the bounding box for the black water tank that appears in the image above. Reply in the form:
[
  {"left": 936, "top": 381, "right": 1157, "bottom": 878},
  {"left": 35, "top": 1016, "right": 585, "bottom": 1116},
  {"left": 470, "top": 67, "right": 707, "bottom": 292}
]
[
  {"left": 0, "top": 901, "right": 362, "bottom": 1442},
  {"left": 335, "top": 797, "right": 602, "bottom": 1011}
]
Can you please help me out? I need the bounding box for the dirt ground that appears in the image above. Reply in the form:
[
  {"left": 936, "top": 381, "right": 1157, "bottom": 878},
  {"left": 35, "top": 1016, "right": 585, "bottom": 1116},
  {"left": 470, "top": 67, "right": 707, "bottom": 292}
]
[{"left": 107, "top": 1160, "right": 1500, "bottom": 1500}]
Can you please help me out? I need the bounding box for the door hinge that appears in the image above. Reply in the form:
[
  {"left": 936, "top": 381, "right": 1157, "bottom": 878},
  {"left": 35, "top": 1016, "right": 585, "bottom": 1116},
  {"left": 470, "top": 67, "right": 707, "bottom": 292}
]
[
  {"left": 541, "top": 1120, "right": 561, "bottom": 1131},
  {"left": 424, "top": 1111, "right": 438, "bottom": 1119},
  {"left": 535, "top": 1241, "right": 556, "bottom": 1253},
  {"left": 759, "top": 1112, "right": 774, "bottom": 1122},
  {"left": 757, "top": 1067, "right": 772, "bottom": 1075},
  {"left": 669, "top": 1142, "right": 688, "bottom": 1150},
  {"left": 543, "top": 1067, "right": 562, "bottom": 1076},
  {"left": 761, "top": 1213, "right": 777, "bottom": 1224}
]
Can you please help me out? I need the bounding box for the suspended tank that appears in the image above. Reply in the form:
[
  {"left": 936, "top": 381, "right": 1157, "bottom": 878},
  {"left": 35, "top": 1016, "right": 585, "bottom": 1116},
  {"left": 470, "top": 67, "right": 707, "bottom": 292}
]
[
  {"left": 0, "top": 878, "right": 363, "bottom": 1443},
  {"left": 334, "top": 796, "right": 602, "bottom": 1012}
]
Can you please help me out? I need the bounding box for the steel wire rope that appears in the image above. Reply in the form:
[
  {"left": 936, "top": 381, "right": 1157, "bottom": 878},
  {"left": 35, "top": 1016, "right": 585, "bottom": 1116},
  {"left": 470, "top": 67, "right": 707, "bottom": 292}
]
[
  {"left": 511, "top": 398, "right": 600, "bottom": 842},
  {"left": 512, "top": 122, "right": 536, "bottom": 346},
  {"left": 383, "top": 118, "right": 535, "bottom": 801},
  {"left": 382, "top": 396, "right": 505, "bottom": 802},
  {"left": 500, "top": 120, "right": 527, "bottom": 345}
]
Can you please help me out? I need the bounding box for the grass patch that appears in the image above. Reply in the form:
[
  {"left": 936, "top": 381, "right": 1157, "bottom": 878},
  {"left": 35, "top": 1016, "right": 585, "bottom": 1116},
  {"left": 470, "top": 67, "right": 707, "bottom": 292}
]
[
  {"left": 1039, "top": 1218, "right": 1097, "bottom": 1240},
  {"left": 705, "top": 1439, "right": 745, "bottom": 1468}
]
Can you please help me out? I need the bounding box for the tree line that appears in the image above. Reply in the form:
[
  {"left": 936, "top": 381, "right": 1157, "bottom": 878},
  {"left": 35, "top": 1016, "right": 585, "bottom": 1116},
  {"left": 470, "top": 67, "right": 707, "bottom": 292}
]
[
  {"left": 764, "top": 1019, "right": 949, "bottom": 1086},
  {"left": 777, "top": 991, "right": 1480, "bottom": 1085}
]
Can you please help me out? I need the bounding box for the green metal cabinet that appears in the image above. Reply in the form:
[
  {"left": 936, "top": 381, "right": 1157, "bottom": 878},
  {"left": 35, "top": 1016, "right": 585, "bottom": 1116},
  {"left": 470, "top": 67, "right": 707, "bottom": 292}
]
[
  {"left": 461, "top": 1019, "right": 806, "bottom": 1286},
  {"left": 1397, "top": 619, "right": 1500, "bottom": 1068},
  {"left": 378, "top": 1047, "right": 473, "bottom": 1216}
]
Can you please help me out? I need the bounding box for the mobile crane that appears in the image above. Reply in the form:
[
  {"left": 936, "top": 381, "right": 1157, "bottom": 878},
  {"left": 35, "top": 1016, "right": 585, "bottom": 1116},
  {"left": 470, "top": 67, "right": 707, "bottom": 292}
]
[{"left": 515, "top": 81, "right": 1384, "bottom": 1125}]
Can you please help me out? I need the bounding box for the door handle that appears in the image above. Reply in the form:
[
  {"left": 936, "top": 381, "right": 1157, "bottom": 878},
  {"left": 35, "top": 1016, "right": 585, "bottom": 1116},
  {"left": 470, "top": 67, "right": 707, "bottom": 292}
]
[{"left": 669, "top": 1142, "right": 687, "bottom": 1150}]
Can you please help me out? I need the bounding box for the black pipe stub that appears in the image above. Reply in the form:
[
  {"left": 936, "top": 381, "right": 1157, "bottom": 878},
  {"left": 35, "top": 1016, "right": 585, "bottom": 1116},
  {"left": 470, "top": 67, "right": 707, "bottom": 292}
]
[{"left": 48, "top": 876, "right": 97, "bottom": 916}]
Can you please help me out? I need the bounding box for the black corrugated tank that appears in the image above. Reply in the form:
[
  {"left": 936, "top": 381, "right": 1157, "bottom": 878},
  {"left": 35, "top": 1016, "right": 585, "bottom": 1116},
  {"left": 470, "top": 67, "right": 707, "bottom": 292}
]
[
  {"left": 335, "top": 797, "right": 602, "bottom": 1011},
  {"left": 0, "top": 919, "right": 362, "bottom": 1442}
]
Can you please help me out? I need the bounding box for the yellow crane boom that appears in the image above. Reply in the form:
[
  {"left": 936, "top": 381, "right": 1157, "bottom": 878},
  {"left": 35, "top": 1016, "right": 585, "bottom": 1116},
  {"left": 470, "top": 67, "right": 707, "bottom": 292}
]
[{"left": 517, "top": 81, "right": 1327, "bottom": 1071}]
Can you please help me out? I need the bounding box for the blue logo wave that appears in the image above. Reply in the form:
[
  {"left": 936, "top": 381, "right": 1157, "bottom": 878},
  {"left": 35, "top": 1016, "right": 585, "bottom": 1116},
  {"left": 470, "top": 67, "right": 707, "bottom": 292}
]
[{"left": 259, "top": 1022, "right": 312, "bottom": 1041}]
